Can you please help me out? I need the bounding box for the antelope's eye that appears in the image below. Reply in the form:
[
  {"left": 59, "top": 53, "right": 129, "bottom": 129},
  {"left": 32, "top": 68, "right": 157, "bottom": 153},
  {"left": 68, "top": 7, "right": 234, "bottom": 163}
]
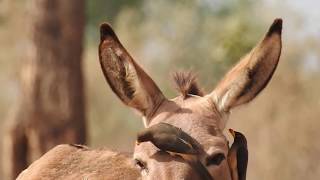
[
  {"left": 134, "top": 159, "right": 149, "bottom": 176},
  {"left": 206, "top": 153, "right": 225, "bottom": 166}
]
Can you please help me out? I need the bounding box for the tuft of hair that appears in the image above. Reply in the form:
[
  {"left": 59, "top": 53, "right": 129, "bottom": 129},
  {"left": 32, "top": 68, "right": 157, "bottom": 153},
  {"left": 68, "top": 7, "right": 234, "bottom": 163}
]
[{"left": 172, "top": 71, "right": 203, "bottom": 98}]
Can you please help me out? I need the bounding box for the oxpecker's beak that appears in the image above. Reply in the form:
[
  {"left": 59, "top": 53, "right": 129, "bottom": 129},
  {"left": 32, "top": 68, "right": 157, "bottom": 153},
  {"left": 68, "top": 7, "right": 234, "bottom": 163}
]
[
  {"left": 136, "top": 141, "right": 140, "bottom": 146},
  {"left": 229, "top": 129, "right": 236, "bottom": 138}
]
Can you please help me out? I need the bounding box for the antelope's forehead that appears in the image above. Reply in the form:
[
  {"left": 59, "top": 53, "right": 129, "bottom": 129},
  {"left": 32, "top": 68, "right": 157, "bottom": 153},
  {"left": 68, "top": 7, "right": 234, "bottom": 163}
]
[
  {"left": 152, "top": 95, "right": 221, "bottom": 120},
  {"left": 149, "top": 95, "right": 226, "bottom": 137}
]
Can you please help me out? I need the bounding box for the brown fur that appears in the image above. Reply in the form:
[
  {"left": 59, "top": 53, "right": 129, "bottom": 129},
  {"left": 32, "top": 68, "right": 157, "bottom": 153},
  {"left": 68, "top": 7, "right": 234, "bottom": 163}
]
[
  {"left": 172, "top": 71, "right": 204, "bottom": 98},
  {"left": 17, "top": 145, "right": 141, "bottom": 180}
]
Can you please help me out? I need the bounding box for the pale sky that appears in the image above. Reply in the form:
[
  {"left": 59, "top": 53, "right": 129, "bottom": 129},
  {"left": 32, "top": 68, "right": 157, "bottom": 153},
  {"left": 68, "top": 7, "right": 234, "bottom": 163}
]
[{"left": 268, "top": 0, "right": 320, "bottom": 37}]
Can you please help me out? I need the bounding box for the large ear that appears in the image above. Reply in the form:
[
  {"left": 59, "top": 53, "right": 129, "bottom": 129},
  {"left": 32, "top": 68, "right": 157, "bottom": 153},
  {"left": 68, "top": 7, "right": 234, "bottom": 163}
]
[
  {"left": 210, "top": 19, "right": 282, "bottom": 112},
  {"left": 99, "top": 23, "right": 166, "bottom": 119}
]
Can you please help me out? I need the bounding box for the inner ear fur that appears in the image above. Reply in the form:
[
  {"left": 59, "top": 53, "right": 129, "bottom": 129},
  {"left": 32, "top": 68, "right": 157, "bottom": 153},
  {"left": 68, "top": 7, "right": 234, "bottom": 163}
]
[
  {"left": 211, "top": 18, "right": 282, "bottom": 112},
  {"left": 99, "top": 23, "right": 165, "bottom": 118}
]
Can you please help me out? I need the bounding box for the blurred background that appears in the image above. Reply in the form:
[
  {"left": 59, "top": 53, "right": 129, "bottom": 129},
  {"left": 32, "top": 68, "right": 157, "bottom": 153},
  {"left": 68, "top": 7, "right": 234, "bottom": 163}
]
[{"left": 0, "top": 0, "right": 319, "bottom": 179}]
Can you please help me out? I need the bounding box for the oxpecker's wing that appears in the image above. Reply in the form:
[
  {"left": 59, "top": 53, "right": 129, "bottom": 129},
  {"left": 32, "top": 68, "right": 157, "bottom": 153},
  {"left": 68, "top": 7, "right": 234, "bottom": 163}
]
[
  {"left": 227, "top": 146, "right": 238, "bottom": 180},
  {"left": 153, "top": 134, "right": 197, "bottom": 155},
  {"left": 177, "top": 137, "right": 193, "bottom": 150},
  {"left": 237, "top": 146, "right": 248, "bottom": 180}
]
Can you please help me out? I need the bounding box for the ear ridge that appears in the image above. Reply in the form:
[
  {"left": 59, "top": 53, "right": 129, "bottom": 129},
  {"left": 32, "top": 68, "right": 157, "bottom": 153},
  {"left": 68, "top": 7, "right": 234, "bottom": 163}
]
[
  {"left": 211, "top": 18, "right": 282, "bottom": 112},
  {"left": 266, "top": 18, "right": 282, "bottom": 37},
  {"left": 100, "top": 23, "right": 119, "bottom": 42}
]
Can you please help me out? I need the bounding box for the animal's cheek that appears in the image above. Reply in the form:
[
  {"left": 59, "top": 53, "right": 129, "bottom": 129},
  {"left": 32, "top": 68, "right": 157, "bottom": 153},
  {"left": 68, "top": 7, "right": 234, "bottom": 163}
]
[
  {"left": 207, "top": 159, "right": 232, "bottom": 180},
  {"left": 134, "top": 142, "right": 158, "bottom": 156},
  {"left": 146, "top": 159, "right": 197, "bottom": 180}
]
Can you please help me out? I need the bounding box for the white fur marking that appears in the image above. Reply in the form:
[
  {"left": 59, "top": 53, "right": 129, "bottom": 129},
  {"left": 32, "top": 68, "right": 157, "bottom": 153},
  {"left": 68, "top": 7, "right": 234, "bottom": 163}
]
[
  {"left": 142, "top": 117, "right": 148, "bottom": 127},
  {"left": 115, "top": 48, "right": 123, "bottom": 56}
]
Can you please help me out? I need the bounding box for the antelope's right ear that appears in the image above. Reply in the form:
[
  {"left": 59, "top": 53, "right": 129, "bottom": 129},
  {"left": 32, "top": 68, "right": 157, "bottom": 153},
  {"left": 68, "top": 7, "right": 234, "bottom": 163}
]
[
  {"left": 99, "top": 23, "right": 166, "bottom": 120},
  {"left": 210, "top": 19, "right": 282, "bottom": 112}
]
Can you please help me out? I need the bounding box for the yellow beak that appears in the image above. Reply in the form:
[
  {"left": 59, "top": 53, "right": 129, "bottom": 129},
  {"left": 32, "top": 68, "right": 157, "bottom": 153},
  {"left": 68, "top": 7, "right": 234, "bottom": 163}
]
[
  {"left": 135, "top": 141, "right": 140, "bottom": 146},
  {"left": 229, "top": 129, "right": 236, "bottom": 138}
]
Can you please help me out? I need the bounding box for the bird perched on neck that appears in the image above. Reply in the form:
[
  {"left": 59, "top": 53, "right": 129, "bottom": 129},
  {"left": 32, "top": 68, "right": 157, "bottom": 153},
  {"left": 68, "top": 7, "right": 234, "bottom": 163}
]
[
  {"left": 228, "top": 129, "right": 248, "bottom": 180},
  {"left": 137, "top": 122, "right": 213, "bottom": 180}
]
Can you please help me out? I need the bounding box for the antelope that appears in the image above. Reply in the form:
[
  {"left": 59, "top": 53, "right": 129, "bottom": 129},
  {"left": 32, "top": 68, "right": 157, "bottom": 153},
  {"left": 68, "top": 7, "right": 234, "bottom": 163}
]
[{"left": 17, "top": 18, "right": 282, "bottom": 180}]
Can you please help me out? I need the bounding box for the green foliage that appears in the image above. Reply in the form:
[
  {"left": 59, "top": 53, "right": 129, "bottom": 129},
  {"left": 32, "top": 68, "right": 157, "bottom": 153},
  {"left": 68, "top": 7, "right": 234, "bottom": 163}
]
[
  {"left": 113, "top": 0, "right": 265, "bottom": 91},
  {"left": 86, "top": 0, "right": 142, "bottom": 25},
  {"left": 85, "top": 0, "right": 143, "bottom": 42}
]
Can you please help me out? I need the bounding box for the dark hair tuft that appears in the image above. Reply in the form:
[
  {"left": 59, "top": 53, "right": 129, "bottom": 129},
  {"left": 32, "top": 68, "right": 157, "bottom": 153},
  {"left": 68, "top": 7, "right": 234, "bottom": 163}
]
[{"left": 172, "top": 71, "right": 203, "bottom": 98}]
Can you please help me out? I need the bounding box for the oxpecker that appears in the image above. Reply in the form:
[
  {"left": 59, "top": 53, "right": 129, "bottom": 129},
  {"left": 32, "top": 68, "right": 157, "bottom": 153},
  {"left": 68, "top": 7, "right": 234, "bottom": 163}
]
[
  {"left": 228, "top": 129, "right": 248, "bottom": 180},
  {"left": 137, "top": 122, "right": 213, "bottom": 180}
]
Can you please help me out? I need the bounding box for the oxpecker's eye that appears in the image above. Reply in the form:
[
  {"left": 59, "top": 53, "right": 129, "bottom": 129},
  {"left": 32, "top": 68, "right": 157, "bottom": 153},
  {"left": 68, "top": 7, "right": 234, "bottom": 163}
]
[
  {"left": 206, "top": 153, "right": 225, "bottom": 166},
  {"left": 134, "top": 159, "right": 149, "bottom": 176}
]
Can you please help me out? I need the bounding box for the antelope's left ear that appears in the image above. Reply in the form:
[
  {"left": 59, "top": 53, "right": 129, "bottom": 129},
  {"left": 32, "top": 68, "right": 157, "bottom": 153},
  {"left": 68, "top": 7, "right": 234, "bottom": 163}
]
[
  {"left": 99, "top": 23, "right": 166, "bottom": 119},
  {"left": 210, "top": 18, "right": 282, "bottom": 112}
]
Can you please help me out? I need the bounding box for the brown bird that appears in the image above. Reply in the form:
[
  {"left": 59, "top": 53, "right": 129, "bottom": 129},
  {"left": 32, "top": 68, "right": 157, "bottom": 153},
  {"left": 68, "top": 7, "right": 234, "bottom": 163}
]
[
  {"left": 137, "top": 123, "right": 198, "bottom": 159},
  {"left": 137, "top": 123, "right": 213, "bottom": 180},
  {"left": 228, "top": 129, "right": 248, "bottom": 180}
]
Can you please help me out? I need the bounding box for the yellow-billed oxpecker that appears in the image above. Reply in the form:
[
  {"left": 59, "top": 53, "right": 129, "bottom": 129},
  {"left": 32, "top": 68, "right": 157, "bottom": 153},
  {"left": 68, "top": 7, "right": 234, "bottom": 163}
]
[
  {"left": 137, "top": 123, "right": 198, "bottom": 157},
  {"left": 137, "top": 122, "right": 213, "bottom": 180},
  {"left": 228, "top": 129, "right": 248, "bottom": 180}
]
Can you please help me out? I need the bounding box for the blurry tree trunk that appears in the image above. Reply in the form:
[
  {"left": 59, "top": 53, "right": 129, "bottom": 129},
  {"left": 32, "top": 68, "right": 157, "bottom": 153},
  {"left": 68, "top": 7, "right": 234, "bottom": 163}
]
[{"left": 3, "top": 0, "right": 86, "bottom": 179}]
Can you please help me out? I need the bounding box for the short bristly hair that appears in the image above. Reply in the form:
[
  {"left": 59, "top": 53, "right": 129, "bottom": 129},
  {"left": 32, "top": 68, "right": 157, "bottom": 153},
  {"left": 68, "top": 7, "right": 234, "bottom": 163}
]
[{"left": 172, "top": 71, "right": 203, "bottom": 98}]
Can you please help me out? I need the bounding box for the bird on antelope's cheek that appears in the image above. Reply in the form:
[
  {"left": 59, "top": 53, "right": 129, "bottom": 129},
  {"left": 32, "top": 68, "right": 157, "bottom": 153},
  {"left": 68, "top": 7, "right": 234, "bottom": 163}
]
[
  {"left": 136, "top": 122, "right": 214, "bottom": 180},
  {"left": 227, "top": 129, "right": 248, "bottom": 180}
]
